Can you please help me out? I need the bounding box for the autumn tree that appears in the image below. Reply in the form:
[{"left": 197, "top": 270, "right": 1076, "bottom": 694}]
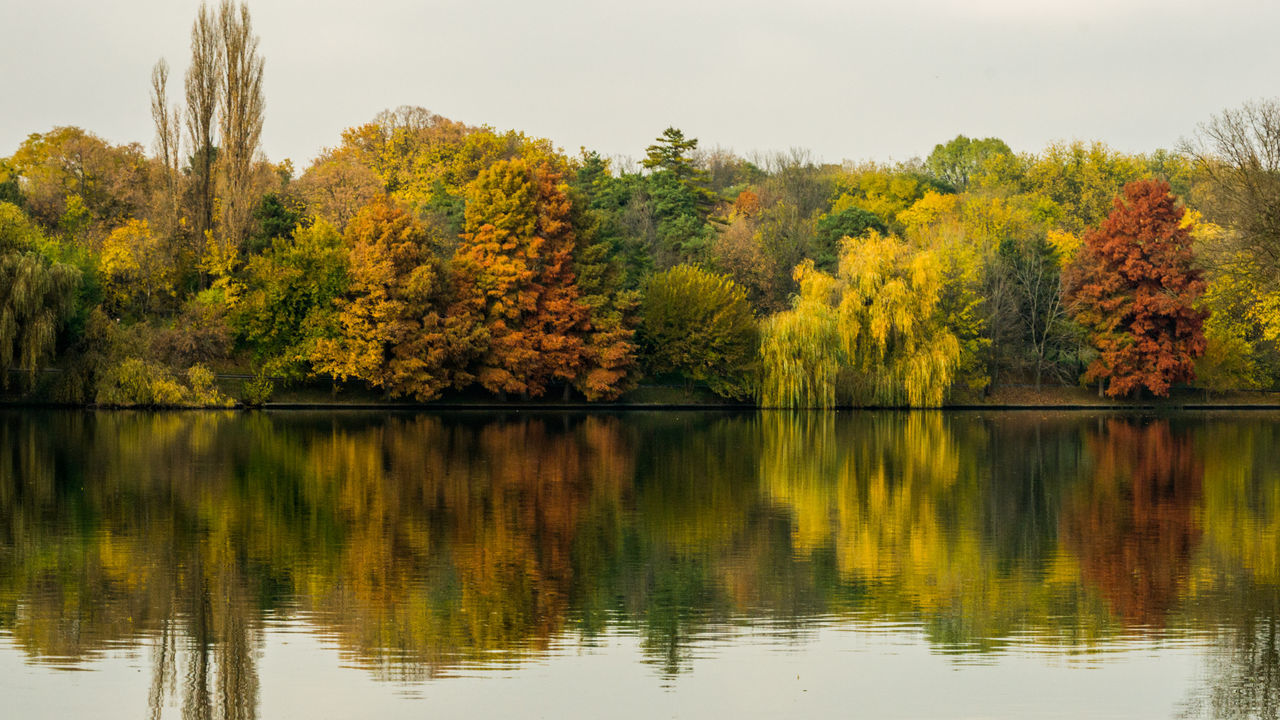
[
  {"left": 1025, "top": 141, "right": 1145, "bottom": 234},
  {"left": 7, "top": 127, "right": 152, "bottom": 244},
  {"left": 1066, "top": 179, "right": 1207, "bottom": 398},
  {"left": 1190, "top": 99, "right": 1280, "bottom": 294},
  {"left": 150, "top": 59, "right": 183, "bottom": 239},
  {"left": 638, "top": 265, "right": 757, "bottom": 399},
  {"left": 185, "top": 2, "right": 222, "bottom": 242},
  {"left": 312, "top": 200, "right": 461, "bottom": 400},
  {"left": 99, "top": 219, "right": 176, "bottom": 316},
  {"left": 451, "top": 159, "right": 596, "bottom": 398},
  {"left": 758, "top": 233, "right": 962, "bottom": 408}
]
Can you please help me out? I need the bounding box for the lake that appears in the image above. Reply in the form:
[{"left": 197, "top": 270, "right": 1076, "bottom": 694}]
[{"left": 1, "top": 409, "right": 1277, "bottom": 718}]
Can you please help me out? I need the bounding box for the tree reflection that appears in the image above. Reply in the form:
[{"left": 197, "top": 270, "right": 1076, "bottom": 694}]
[
  {"left": 1062, "top": 418, "right": 1203, "bottom": 625},
  {"left": 0, "top": 409, "right": 1278, "bottom": 708}
]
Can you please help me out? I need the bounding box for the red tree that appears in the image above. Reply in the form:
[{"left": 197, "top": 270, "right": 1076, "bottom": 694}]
[{"left": 1066, "top": 179, "right": 1207, "bottom": 397}]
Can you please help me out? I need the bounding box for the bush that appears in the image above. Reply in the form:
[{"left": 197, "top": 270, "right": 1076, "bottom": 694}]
[
  {"left": 94, "top": 359, "right": 232, "bottom": 408},
  {"left": 639, "top": 265, "right": 757, "bottom": 399}
]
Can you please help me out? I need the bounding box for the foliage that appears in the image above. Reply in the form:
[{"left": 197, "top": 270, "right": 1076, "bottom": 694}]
[
  {"left": 312, "top": 199, "right": 458, "bottom": 401},
  {"left": 236, "top": 219, "right": 348, "bottom": 378},
  {"left": 813, "top": 205, "right": 887, "bottom": 270},
  {"left": 0, "top": 203, "right": 81, "bottom": 388},
  {"left": 642, "top": 128, "right": 718, "bottom": 267},
  {"left": 1025, "top": 141, "right": 1145, "bottom": 233},
  {"left": 639, "top": 265, "right": 757, "bottom": 399},
  {"left": 6, "top": 126, "right": 152, "bottom": 243},
  {"left": 94, "top": 358, "right": 232, "bottom": 407},
  {"left": 99, "top": 219, "right": 175, "bottom": 316},
  {"left": 759, "top": 233, "right": 962, "bottom": 408},
  {"left": 925, "top": 135, "right": 1015, "bottom": 191},
  {"left": 1066, "top": 179, "right": 1207, "bottom": 397}
]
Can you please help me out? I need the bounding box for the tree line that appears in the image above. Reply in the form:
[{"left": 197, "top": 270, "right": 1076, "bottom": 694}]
[{"left": 2, "top": 1, "right": 1279, "bottom": 406}]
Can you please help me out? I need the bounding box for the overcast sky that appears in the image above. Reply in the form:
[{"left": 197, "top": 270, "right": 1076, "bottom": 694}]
[{"left": 3, "top": 0, "right": 1278, "bottom": 169}]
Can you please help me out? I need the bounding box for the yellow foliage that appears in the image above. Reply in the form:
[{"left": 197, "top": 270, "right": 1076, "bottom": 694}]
[
  {"left": 99, "top": 219, "right": 175, "bottom": 314},
  {"left": 759, "top": 232, "right": 961, "bottom": 408}
]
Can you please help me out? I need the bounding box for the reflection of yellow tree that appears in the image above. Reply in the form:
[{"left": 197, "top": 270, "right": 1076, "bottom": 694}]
[
  {"left": 1197, "top": 420, "right": 1280, "bottom": 584},
  {"left": 760, "top": 411, "right": 1114, "bottom": 646}
]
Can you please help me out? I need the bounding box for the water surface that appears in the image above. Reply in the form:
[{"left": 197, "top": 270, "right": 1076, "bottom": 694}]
[{"left": 1, "top": 410, "right": 1277, "bottom": 718}]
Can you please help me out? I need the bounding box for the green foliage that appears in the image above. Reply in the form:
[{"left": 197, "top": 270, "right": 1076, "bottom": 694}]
[
  {"left": 639, "top": 265, "right": 757, "bottom": 399},
  {"left": 249, "top": 192, "right": 307, "bottom": 252},
  {"left": 236, "top": 219, "right": 349, "bottom": 379},
  {"left": 813, "top": 206, "right": 887, "bottom": 270},
  {"left": 0, "top": 203, "right": 81, "bottom": 389},
  {"left": 925, "top": 135, "right": 1015, "bottom": 191},
  {"left": 241, "top": 368, "right": 275, "bottom": 406},
  {"left": 642, "top": 128, "right": 718, "bottom": 268}
]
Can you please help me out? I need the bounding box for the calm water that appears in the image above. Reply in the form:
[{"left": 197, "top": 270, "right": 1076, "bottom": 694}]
[{"left": 1, "top": 410, "right": 1277, "bottom": 719}]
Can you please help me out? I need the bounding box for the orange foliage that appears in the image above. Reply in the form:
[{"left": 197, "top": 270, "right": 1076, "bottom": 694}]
[
  {"left": 450, "top": 160, "right": 591, "bottom": 397},
  {"left": 1061, "top": 420, "right": 1202, "bottom": 625},
  {"left": 1066, "top": 179, "right": 1207, "bottom": 397}
]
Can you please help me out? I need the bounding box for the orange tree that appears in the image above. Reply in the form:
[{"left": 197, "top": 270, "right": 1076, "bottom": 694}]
[{"left": 1066, "top": 179, "right": 1206, "bottom": 397}]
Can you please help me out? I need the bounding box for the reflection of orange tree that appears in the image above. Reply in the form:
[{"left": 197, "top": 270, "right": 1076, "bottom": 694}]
[
  {"left": 294, "top": 415, "right": 632, "bottom": 676},
  {"left": 1062, "top": 419, "right": 1203, "bottom": 626}
]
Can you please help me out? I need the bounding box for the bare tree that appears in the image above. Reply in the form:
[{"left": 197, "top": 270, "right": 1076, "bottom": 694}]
[
  {"left": 216, "top": 0, "right": 265, "bottom": 252},
  {"left": 185, "top": 2, "right": 222, "bottom": 249},
  {"left": 150, "top": 59, "right": 183, "bottom": 237},
  {"left": 1187, "top": 99, "right": 1280, "bottom": 288}
]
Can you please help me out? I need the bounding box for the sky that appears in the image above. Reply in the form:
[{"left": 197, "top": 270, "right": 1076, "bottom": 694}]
[{"left": 2, "top": 0, "right": 1278, "bottom": 169}]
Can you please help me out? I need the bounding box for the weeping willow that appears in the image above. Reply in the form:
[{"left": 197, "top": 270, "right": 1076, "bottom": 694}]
[
  {"left": 759, "top": 232, "right": 961, "bottom": 408},
  {"left": 0, "top": 204, "right": 81, "bottom": 389}
]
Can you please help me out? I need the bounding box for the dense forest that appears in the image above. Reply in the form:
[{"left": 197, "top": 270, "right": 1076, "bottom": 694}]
[{"left": 3, "top": 2, "right": 1279, "bottom": 407}]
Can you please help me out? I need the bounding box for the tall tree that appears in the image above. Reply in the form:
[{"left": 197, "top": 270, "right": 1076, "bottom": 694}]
[
  {"left": 1066, "top": 179, "right": 1207, "bottom": 398},
  {"left": 451, "top": 159, "right": 594, "bottom": 398},
  {"left": 642, "top": 127, "right": 717, "bottom": 267},
  {"left": 1189, "top": 99, "right": 1280, "bottom": 293},
  {"left": 216, "top": 0, "right": 265, "bottom": 252},
  {"left": 451, "top": 158, "right": 541, "bottom": 395},
  {"left": 150, "top": 59, "right": 183, "bottom": 238},
  {"left": 185, "top": 2, "right": 222, "bottom": 243}
]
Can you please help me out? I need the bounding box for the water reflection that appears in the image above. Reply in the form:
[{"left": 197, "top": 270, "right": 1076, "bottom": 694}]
[{"left": 1, "top": 410, "right": 1279, "bottom": 717}]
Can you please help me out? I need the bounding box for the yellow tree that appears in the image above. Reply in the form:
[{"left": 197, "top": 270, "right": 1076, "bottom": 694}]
[
  {"left": 312, "top": 199, "right": 465, "bottom": 400},
  {"left": 100, "top": 219, "right": 176, "bottom": 315},
  {"left": 758, "top": 232, "right": 961, "bottom": 408}
]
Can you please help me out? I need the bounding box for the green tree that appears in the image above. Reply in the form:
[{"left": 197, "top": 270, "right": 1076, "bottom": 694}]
[
  {"left": 0, "top": 203, "right": 81, "bottom": 389},
  {"left": 235, "top": 219, "right": 348, "bottom": 378},
  {"left": 639, "top": 265, "right": 757, "bottom": 398},
  {"left": 642, "top": 128, "right": 718, "bottom": 267},
  {"left": 925, "top": 135, "right": 1015, "bottom": 191}
]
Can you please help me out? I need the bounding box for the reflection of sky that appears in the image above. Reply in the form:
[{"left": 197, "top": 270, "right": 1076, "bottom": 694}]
[{"left": 0, "top": 623, "right": 1201, "bottom": 719}]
